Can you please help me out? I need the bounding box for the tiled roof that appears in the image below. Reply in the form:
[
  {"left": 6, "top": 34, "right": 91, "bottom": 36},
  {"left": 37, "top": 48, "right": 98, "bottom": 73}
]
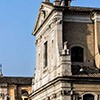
[
  {"left": 71, "top": 62, "right": 100, "bottom": 78},
  {"left": 0, "top": 76, "right": 32, "bottom": 85}
]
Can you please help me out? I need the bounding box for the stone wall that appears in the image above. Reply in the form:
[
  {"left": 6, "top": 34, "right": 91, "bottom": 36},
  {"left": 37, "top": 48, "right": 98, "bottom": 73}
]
[
  {"left": 63, "top": 20, "right": 94, "bottom": 64},
  {"left": 73, "top": 83, "right": 100, "bottom": 100}
]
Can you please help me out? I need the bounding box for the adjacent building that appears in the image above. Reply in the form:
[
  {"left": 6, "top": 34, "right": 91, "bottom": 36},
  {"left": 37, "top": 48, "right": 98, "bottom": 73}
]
[
  {"left": 0, "top": 76, "right": 32, "bottom": 100},
  {"left": 30, "top": 0, "right": 100, "bottom": 100}
]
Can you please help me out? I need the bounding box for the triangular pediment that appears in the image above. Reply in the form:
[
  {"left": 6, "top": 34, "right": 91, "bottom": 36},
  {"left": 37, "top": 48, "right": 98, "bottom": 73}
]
[{"left": 33, "top": 2, "right": 54, "bottom": 34}]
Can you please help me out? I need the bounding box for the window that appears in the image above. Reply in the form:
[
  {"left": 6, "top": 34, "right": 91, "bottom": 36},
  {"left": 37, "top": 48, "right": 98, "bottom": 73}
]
[
  {"left": 24, "top": 98, "right": 28, "bottom": 100},
  {"left": 7, "top": 96, "right": 10, "bottom": 100},
  {"left": 21, "top": 90, "right": 29, "bottom": 100},
  {"left": 44, "top": 41, "right": 48, "bottom": 67},
  {"left": 51, "top": 40, "right": 54, "bottom": 59},
  {"left": 83, "top": 94, "right": 94, "bottom": 100},
  {"left": 6, "top": 94, "right": 10, "bottom": 100},
  {"left": 71, "top": 46, "right": 84, "bottom": 62},
  {"left": 21, "top": 90, "right": 28, "bottom": 96}
]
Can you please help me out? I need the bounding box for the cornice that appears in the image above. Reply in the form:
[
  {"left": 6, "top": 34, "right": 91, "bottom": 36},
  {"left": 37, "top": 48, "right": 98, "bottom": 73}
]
[
  {"left": 29, "top": 76, "right": 100, "bottom": 97},
  {"left": 64, "top": 14, "right": 92, "bottom": 23}
]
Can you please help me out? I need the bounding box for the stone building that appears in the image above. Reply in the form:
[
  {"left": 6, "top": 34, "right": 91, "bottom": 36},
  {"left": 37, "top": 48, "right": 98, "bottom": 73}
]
[
  {"left": 30, "top": 0, "right": 100, "bottom": 100},
  {"left": 0, "top": 76, "right": 32, "bottom": 100}
]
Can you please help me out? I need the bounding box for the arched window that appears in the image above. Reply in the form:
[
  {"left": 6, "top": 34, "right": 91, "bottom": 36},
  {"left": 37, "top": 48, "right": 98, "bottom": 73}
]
[
  {"left": 71, "top": 46, "right": 84, "bottom": 62},
  {"left": 83, "top": 94, "right": 94, "bottom": 100},
  {"left": 21, "top": 90, "right": 29, "bottom": 100}
]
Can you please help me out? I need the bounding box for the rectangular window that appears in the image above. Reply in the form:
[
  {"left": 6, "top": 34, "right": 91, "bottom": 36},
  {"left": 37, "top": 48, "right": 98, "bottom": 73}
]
[
  {"left": 44, "top": 41, "right": 48, "bottom": 67},
  {"left": 51, "top": 40, "right": 54, "bottom": 59}
]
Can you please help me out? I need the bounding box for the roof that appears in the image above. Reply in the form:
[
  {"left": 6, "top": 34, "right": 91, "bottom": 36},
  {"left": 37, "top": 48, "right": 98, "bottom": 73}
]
[
  {"left": 69, "top": 6, "right": 100, "bottom": 12},
  {"left": 54, "top": 6, "right": 100, "bottom": 14},
  {"left": 0, "top": 76, "right": 32, "bottom": 85},
  {"left": 71, "top": 62, "right": 100, "bottom": 78}
]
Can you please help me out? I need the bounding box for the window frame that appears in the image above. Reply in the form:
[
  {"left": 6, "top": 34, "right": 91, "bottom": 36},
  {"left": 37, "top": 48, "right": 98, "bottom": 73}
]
[
  {"left": 44, "top": 41, "right": 48, "bottom": 67},
  {"left": 81, "top": 92, "right": 98, "bottom": 100},
  {"left": 71, "top": 46, "right": 84, "bottom": 62}
]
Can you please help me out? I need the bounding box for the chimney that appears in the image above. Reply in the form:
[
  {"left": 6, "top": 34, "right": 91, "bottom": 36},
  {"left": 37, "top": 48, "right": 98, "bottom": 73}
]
[
  {"left": 61, "top": 0, "right": 71, "bottom": 7},
  {"left": 54, "top": 0, "right": 61, "bottom": 6}
]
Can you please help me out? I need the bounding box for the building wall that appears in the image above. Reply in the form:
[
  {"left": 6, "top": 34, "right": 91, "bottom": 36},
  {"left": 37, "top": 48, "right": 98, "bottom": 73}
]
[
  {"left": 8, "top": 85, "right": 15, "bottom": 100},
  {"left": 33, "top": 10, "right": 66, "bottom": 91},
  {"left": 31, "top": 80, "right": 72, "bottom": 100},
  {"left": 97, "top": 22, "right": 100, "bottom": 49},
  {"left": 73, "top": 83, "right": 100, "bottom": 100},
  {"left": 31, "top": 1, "right": 100, "bottom": 100},
  {"left": 5, "top": 84, "right": 32, "bottom": 100},
  {"left": 63, "top": 14, "right": 94, "bottom": 64},
  {"left": 0, "top": 77, "right": 32, "bottom": 100},
  {"left": 0, "top": 83, "right": 7, "bottom": 100}
]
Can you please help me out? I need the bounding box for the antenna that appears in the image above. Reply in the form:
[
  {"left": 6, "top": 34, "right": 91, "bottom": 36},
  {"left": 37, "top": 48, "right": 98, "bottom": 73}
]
[{"left": 0, "top": 64, "right": 3, "bottom": 77}]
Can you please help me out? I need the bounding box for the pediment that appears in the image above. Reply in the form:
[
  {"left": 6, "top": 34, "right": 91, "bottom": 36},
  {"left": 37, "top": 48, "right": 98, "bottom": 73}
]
[{"left": 33, "top": 2, "right": 53, "bottom": 33}]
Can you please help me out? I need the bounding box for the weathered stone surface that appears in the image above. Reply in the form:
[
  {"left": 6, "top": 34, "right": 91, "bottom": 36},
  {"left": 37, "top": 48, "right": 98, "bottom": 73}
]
[{"left": 30, "top": 1, "right": 100, "bottom": 100}]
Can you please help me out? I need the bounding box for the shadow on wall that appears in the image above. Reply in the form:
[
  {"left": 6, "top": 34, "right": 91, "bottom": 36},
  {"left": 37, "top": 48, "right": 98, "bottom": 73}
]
[{"left": 63, "top": 21, "right": 94, "bottom": 65}]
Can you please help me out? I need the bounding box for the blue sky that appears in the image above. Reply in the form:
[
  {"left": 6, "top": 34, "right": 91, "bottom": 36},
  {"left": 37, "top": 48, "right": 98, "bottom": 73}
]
[{"left": 0, "top": 0, "right": 100, "bottom": 77}]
